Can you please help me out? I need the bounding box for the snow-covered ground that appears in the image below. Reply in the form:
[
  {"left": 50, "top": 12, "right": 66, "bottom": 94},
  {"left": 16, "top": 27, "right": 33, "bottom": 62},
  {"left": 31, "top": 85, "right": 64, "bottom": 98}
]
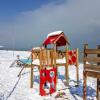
[{"left": 0, "top": 50, "right": 98, "bottom": 100}]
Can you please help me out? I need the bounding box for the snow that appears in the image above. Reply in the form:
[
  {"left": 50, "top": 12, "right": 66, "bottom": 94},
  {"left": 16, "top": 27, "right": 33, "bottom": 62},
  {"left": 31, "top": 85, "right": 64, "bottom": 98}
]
[
  {"left": 32, "top": 57, "right": 66, "bottom": 65},
  {"left": 32, "top": 47, "right": 41, "bottom": 50},
  {"left": 32, "top": 59, "right": 40, "bottom": 65},
  {"left": 47, "top": 31, "right": 63, "bottom": 38},
  {"left": 56, "top": 57, "right": 66, "bottom": 64},
  {"left": 0, "top": 50, "right": 98, "bottom": 100}
]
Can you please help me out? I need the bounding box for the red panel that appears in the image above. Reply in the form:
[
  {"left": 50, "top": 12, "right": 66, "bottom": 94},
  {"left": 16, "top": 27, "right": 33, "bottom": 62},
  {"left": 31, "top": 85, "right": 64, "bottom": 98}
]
[
  {"left": 72, "top": 56, "right": 76, "bottom": 63},
  {"left": 40, "top": 68, "right": 57, "bottom": 96},
  {"left": 68, "top": 50, "right": 77, "bottom": 65},
  {"left": 68, "top": 59, "right": 72, "bottom": 65},
  {"left": 68, "top": 51, "right": 73, "bottom": 56}
]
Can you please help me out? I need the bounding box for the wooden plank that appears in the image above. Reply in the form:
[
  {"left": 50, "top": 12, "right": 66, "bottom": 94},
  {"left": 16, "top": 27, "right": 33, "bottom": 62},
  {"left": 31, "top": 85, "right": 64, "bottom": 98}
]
[
  {"left": 84, "top": 49, "right": 100, "bottom": 54},
  {"left": 56, "top": 63, "right": 66, "bottom": 66},
  {"left": 18, "top": 66, "right": 25, "bottom": 77},
  {"left": 32, "top": 63, "right": 66, "bottom": 67},
  {"left": 54, "top": 44, "right": 57, "bottom": 67},
  {"left": 39, "top": 48, "right": 42, "bottom": 70},
  {"left": 32, "top": 64, "right": 40, "bottom": 66},
  {"left": 97, "top": 45, "right": 100, "bottom": 65},
  {"left": 83, "top": 57, "right": 100, "bottom": 62},
  {"left": 85, "top": 70, "right": 100, "bottom": 78},
  {"left": 97, "top": 79, "right": 99, "bottom": 100},
  {"left": 83, "top": 70, "right": 87, "bottom": 100},
  {"left": 84, "top": 64, "right": 100, "bottom": 71},
  {"left": 65, "top": 47, "right": 69, "bottom": 86},
  {"left": 51, "top": 50, "right": 53, "bottom": 66},
  {"left": 30, "top": 65, "right": 33, "bottom": 88},
  {"left": 76, "top": 48, "right": 79, "bottom": 85}
]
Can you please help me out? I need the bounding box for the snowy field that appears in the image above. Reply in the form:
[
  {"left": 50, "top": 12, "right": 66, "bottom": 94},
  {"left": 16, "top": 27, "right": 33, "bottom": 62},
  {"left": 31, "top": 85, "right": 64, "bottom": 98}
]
[{"left": 0, "top": 50, "right": 98, "bottom": 100}]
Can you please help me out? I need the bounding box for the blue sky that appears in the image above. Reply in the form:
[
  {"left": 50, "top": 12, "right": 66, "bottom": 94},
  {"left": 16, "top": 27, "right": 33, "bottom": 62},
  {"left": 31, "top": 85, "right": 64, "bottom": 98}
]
[
  {"left": 0, "top": 0, "right": 59, "bottom": 22},
  {"left": 0, "top": 0, "right": 100, "bottom": 50}
]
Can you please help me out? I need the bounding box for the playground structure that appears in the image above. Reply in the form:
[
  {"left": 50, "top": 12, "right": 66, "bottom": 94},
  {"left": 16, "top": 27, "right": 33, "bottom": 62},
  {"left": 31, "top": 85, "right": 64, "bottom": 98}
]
[
  {"left": 30, "top": 31, "right": 79, "bottom": 95},
  {"left": 83, "top": 44, "right": 100, "bottom": 100}
]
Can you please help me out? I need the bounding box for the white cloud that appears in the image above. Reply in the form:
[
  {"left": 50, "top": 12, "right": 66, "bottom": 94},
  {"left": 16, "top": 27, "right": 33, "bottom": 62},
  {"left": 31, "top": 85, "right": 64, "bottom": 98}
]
[{"left": 0, "top": 0, "right": 100, "bottom": 50}]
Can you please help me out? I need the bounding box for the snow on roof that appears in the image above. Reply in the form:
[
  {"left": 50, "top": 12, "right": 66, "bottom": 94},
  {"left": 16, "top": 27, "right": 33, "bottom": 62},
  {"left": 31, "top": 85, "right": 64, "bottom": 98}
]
[{"left": 47, "top": 31, "right": 63, "bottom": 38}]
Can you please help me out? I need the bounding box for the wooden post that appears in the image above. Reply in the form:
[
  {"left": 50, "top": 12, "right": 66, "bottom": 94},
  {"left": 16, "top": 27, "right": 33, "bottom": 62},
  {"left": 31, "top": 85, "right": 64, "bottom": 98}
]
[
  {"left": 83, "top": 44, "right": 88, "bottom": 100},
  {"left": 39, "top": 47, "right": 42, "bottom": 70},
  {"left": 51, "top": 50, "right": 53, "bottom": 67},
  {"left": 39, "top": 47, "right": 43, "bottom": 95},
  {"left": 97, "top": 78, "right": 99, "bottom": 100},
  {"left": 97, "top": 45, "right": 100, "bottom": 65},
  {"left": 30, "top": 51, "right": 33, "bottom": 88},
  {"left": 76, "top": 48, "right": 79, "bottom": 85},
  {"left": 65, "top": 47, "right": 69, "bottom": 86},
  {"left": 83, "top": 71, "right": 87, "bottom": 100},
  {"left": 42, "top": 49, "right": 45, "bottom": 66},
  {"left": 97, "top": 45, "right": 100, "bottom": 100},
  {"left": 47, "top": 50, "right": 49, "bottom": 67},
  {"left": 53, "top": 43, "right": 57, "bottom": 90},
  {"left": 54, "top": 43, "right": 57, "bottom": 67}
]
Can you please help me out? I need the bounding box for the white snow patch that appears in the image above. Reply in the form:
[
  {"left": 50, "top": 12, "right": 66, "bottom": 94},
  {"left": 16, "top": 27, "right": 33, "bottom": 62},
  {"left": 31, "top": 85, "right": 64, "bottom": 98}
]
[
  {"left": 0, "top": 50, "right": 97, "bottom": 100},
  {"left": 32, "top": 47, "right": 41, "bottom": 50}
]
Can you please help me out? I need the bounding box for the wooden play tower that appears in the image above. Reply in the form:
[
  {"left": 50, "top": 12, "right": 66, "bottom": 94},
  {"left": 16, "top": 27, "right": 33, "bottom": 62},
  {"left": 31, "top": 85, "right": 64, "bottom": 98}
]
[{"left": 30, "top": 31, "right": 79, "bottom": 95}]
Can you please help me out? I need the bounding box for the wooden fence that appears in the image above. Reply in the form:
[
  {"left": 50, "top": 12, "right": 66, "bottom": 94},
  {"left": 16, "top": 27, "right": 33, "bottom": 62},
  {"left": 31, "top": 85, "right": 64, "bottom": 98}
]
[{"left": 83, "top": 44, "right": 100, "bottom": 100}]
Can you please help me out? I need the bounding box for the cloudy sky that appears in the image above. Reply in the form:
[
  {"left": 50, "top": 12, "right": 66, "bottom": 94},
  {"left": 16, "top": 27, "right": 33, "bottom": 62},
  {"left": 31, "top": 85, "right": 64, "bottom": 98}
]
[{"left": 0, "top": 0, "right": 100, "bottom": 50}]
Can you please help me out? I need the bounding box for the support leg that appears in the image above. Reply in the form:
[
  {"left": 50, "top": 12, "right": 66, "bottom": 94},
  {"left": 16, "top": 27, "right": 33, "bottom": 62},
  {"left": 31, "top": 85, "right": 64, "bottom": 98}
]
[
  {"left": 83, "top": 71, "right": 87, "bottom": 100},
  {"left": 76, "top": 66, "right": 79, "bottom": 86},
  {"left": 97, "top": 78, "right": 99, "bottom": 100},
  {"left": 76, "top": 48, "right": 79, "bottom": 86},
  {"left": 30, "top": 66, "right": 33, "bottom": 88},
  {"left": 55, "top": 67, "right": 57, "bottom": 89},
  {"left": 65, "top": 65, "right": 69, "bottom": 86},
  {"left": 17, "top": 66, "right": 24, "bottom": 77}
]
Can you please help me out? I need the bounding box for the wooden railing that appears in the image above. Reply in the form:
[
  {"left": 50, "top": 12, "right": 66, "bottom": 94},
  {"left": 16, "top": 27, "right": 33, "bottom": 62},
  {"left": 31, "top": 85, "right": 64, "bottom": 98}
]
[{"left": 83, "top": 44, "right": 100, "bottom": 100}]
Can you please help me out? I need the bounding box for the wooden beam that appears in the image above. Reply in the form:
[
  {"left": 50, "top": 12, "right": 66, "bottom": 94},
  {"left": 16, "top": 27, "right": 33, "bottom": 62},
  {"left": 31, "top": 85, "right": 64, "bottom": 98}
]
[
  {"left": 76, "top": 48, "right": 79, "bottom": 85},
  {"left": 30, "top": 65, "right": 33, "bottom": 88},
  {"left": 65, "top": 47, "right": 69, "bottom": 86},
  {"left": 30, "top": 52, "right": 33, "bottom": 88},
  {"left": 97, "top": 78, "right": 99, "bottom": 100},
  {"left": 54, "top": 43, "right": 57, "bottom": 67},
  {"left": 18, "top": 66, "right": 25, "bottom": 77},
  {"left": 84, "top": 49, "right": 100, "bottom": 54},
  {"left": 39, "top": 47, "right": 42, "bottom": 70},
  {"left": 83, "top": 57, "right": 100, "bottom": 62},
  {"left": 84, "top": 64, "right": 100, "bottom": 71},
  {"left": 83, "top": 71, "right": 87, "bottom": 100},
  {"left": 97, "top": 45, "right": 100, "bottom": 100},
  {"left": 97, "top": 45, "right": 100, "bottom": 65},
  {"left": 56, "top": 63, "right": 66, "bottom": 66},
  {"left": 85, "top": 70, "right": 100, "bottom": 78},
  {"left": 51, "top": 50, "right": 53, "bottom": 66}
]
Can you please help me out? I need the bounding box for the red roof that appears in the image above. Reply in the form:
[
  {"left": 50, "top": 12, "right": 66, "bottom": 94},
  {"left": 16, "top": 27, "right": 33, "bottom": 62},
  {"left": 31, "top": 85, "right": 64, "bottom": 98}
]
[{"left": 43, "top": 33, "right": 69, "bottom": 46}]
